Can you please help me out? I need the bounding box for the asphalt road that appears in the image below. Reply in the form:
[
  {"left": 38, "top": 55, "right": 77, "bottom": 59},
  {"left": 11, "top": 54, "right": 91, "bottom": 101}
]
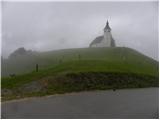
[{"left": 1, "top": 88, "right": 159, "bottom": 119}]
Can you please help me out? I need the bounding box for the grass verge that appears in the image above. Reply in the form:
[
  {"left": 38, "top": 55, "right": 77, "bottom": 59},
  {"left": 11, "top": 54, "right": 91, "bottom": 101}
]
[{"left": 2, "top": 72, "right": 158, "bottom": 101}]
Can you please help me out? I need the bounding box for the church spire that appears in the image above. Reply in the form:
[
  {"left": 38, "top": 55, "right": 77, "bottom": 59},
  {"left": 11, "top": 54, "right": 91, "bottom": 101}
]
[
  {"left": 104, "top": 20, "right": 111, "bottom": 32},
  {"left": 107, "top": 20, "right": 109, "bottom": 26}
]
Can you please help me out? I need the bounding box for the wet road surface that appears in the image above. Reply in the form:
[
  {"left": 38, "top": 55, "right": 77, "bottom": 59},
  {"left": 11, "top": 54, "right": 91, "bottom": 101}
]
[{"left": 1, "top": 88, "right": 159, "bottom": 119}]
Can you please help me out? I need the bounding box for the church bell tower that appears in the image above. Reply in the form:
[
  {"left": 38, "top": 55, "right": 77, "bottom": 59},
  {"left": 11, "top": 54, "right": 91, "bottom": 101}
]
[{"left": 103, "top": 20, "right": 113, "bottom": 47}]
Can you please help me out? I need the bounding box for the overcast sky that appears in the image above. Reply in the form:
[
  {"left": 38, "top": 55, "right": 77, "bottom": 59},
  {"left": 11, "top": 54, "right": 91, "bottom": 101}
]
[{"left": 1, "top": 1, "right": 159, "bottom": 60}]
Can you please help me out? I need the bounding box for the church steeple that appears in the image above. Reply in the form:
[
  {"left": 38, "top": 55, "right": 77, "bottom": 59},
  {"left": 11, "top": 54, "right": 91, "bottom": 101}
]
[
  {"left": 107, "top": 20, "right": 109, "bottom": 26},
  {"left": 104, "top": 20, "right": 111, "bottom": 32}
]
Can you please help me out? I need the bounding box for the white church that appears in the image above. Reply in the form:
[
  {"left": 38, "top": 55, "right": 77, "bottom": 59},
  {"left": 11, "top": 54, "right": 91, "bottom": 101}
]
[{"left": 89, "top": 20, "right": 116, "bottom": 47}]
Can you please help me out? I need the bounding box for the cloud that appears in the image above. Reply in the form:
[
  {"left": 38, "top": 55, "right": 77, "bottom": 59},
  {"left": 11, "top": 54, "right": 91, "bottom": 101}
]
[{"left": 2, "top": 1, "right": 159, "bottom": 60}]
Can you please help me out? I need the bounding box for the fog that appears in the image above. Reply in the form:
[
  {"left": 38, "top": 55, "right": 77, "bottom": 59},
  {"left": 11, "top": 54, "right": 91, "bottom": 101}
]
[{"left": 1, "top": 1, "right": 159, "bottom": 60}]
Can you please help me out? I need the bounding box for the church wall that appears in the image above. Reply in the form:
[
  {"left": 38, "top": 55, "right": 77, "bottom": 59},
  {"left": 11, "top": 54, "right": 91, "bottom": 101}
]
[
  {"left": 90, "top": 41, "right": 106, "bottom": 48},
  {"left": 103, "top": 31, "right": 112, "bottom": 47}
]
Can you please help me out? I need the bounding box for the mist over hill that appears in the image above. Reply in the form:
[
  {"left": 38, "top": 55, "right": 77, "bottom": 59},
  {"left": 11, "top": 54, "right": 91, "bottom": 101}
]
[
  {"left": 8, "top": 47, "right": 36, "bottom": 59},
  {"left": 2, "top": 47, "right": 158, "bottom": 77}
]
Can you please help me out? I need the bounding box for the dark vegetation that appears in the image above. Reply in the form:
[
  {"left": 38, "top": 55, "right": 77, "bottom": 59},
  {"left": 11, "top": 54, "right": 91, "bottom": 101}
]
[
  {"left": 1, "top": 72, "right": 158, "bottom": 101},
  {"left": 1, "top": 47, "right": 159, "bottom": 101}
]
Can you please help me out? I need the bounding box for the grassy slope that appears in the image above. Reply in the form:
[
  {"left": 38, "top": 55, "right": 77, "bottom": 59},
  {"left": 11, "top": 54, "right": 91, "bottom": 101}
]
[
  {"left": 2, "top": 47, "right": 158, "bottom": 77},
  {"left": 1, "top": 47, "right": 159, "bottom": 100}
]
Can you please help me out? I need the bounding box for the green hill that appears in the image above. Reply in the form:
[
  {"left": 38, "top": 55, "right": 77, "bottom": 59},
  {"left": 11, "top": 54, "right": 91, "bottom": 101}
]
[
  {"left": 2, "top": 47, "right": 159, "bottom": 101},
  {"left": 2, "top": 47, "right": 158, "bottom": 77}
]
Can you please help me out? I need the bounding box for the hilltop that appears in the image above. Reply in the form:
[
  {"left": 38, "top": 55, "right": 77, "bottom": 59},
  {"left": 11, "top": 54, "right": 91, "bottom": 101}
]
[
  {"left": 1, "top": 47, "right": 159, "bottom": 101},
  {"left": 2, "top": 47, "right": 158, "bottom": 77}
]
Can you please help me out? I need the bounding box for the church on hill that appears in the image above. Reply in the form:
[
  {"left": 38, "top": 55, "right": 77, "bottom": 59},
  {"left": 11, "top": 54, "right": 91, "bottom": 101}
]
[{"left": 89, "top": 20, "right": 116, "bottom": 47}]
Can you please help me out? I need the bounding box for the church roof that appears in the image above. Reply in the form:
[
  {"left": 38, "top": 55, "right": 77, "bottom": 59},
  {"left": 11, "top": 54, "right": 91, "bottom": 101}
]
[{"left": 90, "top": 36, "right": 104, "bottom": 46}]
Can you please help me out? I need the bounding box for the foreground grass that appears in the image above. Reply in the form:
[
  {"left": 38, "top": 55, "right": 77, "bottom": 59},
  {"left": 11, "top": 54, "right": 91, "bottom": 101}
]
[{"left": 2, "top": 59, "right": 158, "bottom": 89}]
